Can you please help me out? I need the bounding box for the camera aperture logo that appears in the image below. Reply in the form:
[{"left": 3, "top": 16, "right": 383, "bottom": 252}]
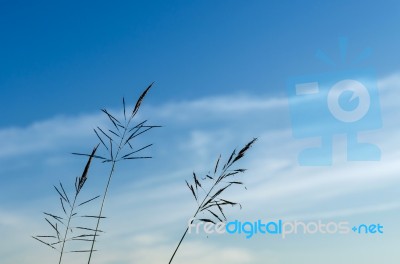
[
  {"left": 287, "top": 38, "right": 382, "bottom": 166},
  {"left": 188, "top": 218, "right": 384, "bottom": 239}
]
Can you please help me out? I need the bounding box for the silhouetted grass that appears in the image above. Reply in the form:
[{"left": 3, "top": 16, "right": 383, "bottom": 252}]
[
  {"left": 168, "top": 138, "right": 257, "bottom": 264},
  {"left": 34, "top": 83, "right": 256, "bottom": 264},
  {"left": 78, "top": 83, "right": 160, "bottom": 264},
  {"left": 33, "top": 145, "right": 99, "bottom": 264},
  {"left": 34, "top": 84, "right": 158, "bottom": 263}
]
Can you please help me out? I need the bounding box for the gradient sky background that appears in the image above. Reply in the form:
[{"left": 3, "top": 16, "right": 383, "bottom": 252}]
[{"left": 1, "top": 1, "right": 400, "bottom": 264}]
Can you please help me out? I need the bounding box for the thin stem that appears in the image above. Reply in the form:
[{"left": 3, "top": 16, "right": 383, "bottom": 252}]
[
  {"left": 168, "top": 165, "right": 229, "bottom": 264},
  {"left": 87, "top": 118, "right": 132, "bottom": 264},
  {"left": 86, "top": 86, "right": 156, "bottom": 263},
  {"left": 87, "top": 161, "right": 116, "bottom": 264},
  {"left": 58, "top": 194, "right": 78, "bottom": 264},
  {"left": 168, "top": 227, "right": 188, "bottom": 264}
]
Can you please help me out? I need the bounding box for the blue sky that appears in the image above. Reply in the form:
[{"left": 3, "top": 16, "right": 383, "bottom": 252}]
[
  {"left": 1, "top": 0, "right": 400, "bottom": 126},
  {"left": 1, "top": 1, "right": 400, "bottom": 264}
]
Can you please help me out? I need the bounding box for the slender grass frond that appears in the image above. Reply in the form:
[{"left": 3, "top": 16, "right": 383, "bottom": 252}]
[
  {"left": 85, "top": 83, "right": 159, "bottom": 264},
  {"left": 168, "top": 138, "right": 257, "bottom": 264},
  {"left": 33, "top": 145, "right": 100, "bottom": 264}
]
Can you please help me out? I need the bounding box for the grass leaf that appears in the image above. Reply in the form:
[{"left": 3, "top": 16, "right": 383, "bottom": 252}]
[
  {"left": 108, "top": 129, "right": 120, "bottom": 138},
  {"left": 59, "top": 182, "right": 70, "bottom": 204},
  {"left": 224, "top": 149, "right": 236, "bottom": 170},
  {"left": 121, "top": 144, "right": 153, "bottom": 159},
  {"left": 76, "top": 227, "right": 104, "bottom": 233},
  {"left": 54, "top": 185, "right": 68, "bottom": 203},
  {"left": 198, "top": 218, "right": 216, "bottom": 224},
  {"left": 44, "top": 218, "right": 59, "bottom": 236},
  {"left": 206, "top": 209, "right": 223, "bottom": 222},
  {"left": 43, "top": 212, "right": 64, "bottom": 223},
  {"left": 94, "top": 129, "right": 109, "bottom": 151},
  {"left": 32, "top": 236, "right": 57, "bottom": 250},
  {"left": 97, "top": 126, "right": 112, "bottom": 141},
  {"left": 78, "top": 195, "right": 101, "bottom": 207},
  {"left": 186, "top": 180, "right": 197, "bottom": 201},
  {"left": 122, "top": 156, "right": 152, "bottom": 160},
  {"left": 123, "top": 97, "right": 126, "bottom": 121},
  {"left": 81, "top": 215, "right": 107, "bottom": 219},
  {"left": 72, "top": 152, "right": 107, "bottom": 160},
  {"left": 214, "top": 155, "right": 221, "bottom": 175},
  {"left": 193, "top": 172, "right": 202, "bottom": 190},
  {"left": 60, "top": 198, "right": 67, "bottom": 214}
]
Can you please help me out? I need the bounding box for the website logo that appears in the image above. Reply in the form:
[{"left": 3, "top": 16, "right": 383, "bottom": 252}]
[
  {"left": 286, "top": 38, "right": 382, "bottom": 166},
  {"left": 188, "top": 218, "right": 384, "bottom": 239}
]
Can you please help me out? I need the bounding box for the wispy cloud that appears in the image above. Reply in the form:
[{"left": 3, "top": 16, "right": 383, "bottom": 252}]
[
  {"left": 0, "top": 114, "right": 103, "bottom": 158},
  {"left": 1, "top": 73, "right": 400, "bottom": 263}
]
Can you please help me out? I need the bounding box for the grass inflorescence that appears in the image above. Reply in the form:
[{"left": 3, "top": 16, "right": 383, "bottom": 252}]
[
  {"left": 78, "top": 83, "right": 159, "bottom": 264},
  {"left": 168, "top": 138, "right": 257, "bottom": 264},
  {"left": 33, "top": 145, "right": 100, "bottom": 264},
  {"left": 34, "top": 83, "right": 257, "bottom": 264},
  {"left": 34, "top": 83, "right": 159, "bottom": 264}
]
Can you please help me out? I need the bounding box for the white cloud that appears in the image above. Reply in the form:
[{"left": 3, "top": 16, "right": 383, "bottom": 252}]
[
  {"left": 0, "top": 209, "right": 23, "bottom": 227},
  {"left": 1, "top": 72, "right": 400, "bottom": 263},
  {"left": 0, "top": 114, "right": 104, "bottom": 158},
  {"left": 90, "top": 243, "right": 255, "bottom": 264}
]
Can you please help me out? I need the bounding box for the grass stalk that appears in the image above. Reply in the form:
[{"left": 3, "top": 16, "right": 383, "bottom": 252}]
[
  {"left": 86, "top": 83, "right": 159, "bottom": 263},
  {"left": 168, "top": 138, "right": 257, "bottom": 264},
  {"left": 33, "top": 145, "right": 99, "bottom": 264},
  {"left": 58, "top": 193, "right": 78, "bottom": 264}
]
